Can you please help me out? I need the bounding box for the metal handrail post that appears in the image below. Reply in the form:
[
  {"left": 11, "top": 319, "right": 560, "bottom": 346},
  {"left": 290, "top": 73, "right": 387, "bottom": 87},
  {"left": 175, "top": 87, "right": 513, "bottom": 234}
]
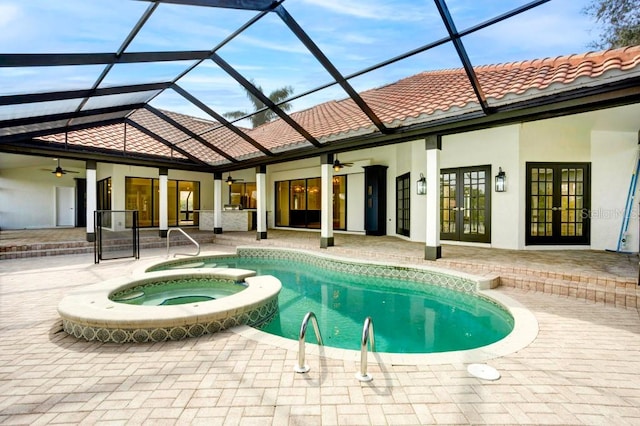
[
  {"left": 356, "top": 316, "right": 375, "bottom": 382},
  {"left": 166, "top": 227, "right": 201, "bottom": 258},
  {"left": 294, "top": 312, "right": 323, "bottom": 373}
]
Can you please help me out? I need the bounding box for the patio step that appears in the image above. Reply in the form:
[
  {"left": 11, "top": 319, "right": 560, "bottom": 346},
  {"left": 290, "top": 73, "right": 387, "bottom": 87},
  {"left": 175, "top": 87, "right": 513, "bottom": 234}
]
[
  {"left": 213, "top": 232, "right": 639, "bottom": 309},
  {"left": 0, "top": 233, "right": 216, "bottom": 260}
]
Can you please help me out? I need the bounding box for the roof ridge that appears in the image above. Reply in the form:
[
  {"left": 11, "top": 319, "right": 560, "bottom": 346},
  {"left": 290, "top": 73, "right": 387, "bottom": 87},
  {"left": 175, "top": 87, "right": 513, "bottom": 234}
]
[{"left": 474, "top": 45, "right": 640, "bottom": 71}]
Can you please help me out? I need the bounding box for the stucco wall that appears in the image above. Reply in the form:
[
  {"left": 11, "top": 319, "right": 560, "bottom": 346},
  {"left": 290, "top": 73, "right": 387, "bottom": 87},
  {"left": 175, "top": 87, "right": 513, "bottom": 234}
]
[
  {"left": 267, "top": 155, "right": 375, "bottom": 232},
  {"left": 441, "top": 125, "right": 520, "bottom": 249},
  {"left": 0, "top": 165, "right": 84, "bottom": 229},
  {"left": 591, "top": 130, "right": 639, "bottom": 251}
]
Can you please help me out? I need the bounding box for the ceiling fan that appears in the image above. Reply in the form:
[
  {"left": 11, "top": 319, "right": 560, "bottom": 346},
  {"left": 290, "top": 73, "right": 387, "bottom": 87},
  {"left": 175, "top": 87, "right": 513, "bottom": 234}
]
[
  {"left": 42, "top": 158, "right": 79, "bottom": 178},
  {"left": 225, "top": 173, "right": 244, "bottom": 185},
  {"left": 332, "top": 155, "right": 353, "bottom": 172}
]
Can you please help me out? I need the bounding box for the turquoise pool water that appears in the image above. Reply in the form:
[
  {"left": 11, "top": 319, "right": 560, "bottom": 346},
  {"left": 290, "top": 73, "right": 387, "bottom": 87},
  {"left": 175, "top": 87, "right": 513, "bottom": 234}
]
[
  {"left": 156, "top": 257, "right": 514, "bottom": 353},
  {"left": 111, "top": 279, "right": 247, "bottom": 306}
]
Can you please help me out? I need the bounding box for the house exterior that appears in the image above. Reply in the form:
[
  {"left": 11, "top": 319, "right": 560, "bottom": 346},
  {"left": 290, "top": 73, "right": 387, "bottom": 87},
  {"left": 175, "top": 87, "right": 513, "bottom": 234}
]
[{"left": 1, "top": 46, "right": 639, "bottom": 256}]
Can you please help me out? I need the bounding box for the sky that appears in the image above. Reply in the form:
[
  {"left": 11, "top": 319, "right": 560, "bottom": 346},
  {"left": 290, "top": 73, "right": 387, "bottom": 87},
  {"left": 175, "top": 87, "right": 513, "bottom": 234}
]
[{"left": 0, "top": 0, "right": 602, "bottom": 124}]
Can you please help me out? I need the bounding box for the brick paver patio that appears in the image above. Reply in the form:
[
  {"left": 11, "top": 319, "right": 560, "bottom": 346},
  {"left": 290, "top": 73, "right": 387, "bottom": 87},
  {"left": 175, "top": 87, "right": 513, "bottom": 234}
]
[{"left": 1, "top": 236, "right": 640, "bottom": 425}]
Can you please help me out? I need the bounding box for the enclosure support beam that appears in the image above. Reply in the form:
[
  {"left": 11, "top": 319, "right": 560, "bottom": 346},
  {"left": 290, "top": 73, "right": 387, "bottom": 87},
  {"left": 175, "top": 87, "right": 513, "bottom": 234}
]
[
  {"left": 425, "top": 136, "right": 442, "bottom": 260},
  {"left": 256, "top": 165, "right": 267, "bottom": 240},
  {"left": 213, "top": 172, "right": 223, "bottom": 234},
  {"left": 320, "top": 153, "right": 334, "bottom": 248},
  {"left": 85, "top": 160, "right": 97, "bottom": 243},
  {"left": 159, "top": 168, "right": 168, "bottom": 238}
]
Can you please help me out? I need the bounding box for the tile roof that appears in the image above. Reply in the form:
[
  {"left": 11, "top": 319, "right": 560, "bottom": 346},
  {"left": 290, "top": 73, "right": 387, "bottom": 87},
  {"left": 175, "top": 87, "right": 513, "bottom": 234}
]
[{"left": 37, "top": 45, "right": 640, "bottom": 168}]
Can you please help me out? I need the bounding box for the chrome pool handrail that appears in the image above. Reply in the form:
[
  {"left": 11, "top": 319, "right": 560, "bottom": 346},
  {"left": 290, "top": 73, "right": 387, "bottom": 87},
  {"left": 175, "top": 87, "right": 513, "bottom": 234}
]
[
  {"left": 356, "top": 316, "right": 375, "bottom": 382},
  {"left": 166, "top": 227, "right": 200, "bottom": 258},
  {"left": 294, "top": 311, "right": 323, "bottom": 373}
]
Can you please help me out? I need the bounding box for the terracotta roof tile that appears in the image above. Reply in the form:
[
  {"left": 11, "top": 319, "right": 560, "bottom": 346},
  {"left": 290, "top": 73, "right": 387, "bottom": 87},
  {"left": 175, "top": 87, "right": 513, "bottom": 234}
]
[{"left": 34, "top": 45, "right": 640, "bottom": 166}]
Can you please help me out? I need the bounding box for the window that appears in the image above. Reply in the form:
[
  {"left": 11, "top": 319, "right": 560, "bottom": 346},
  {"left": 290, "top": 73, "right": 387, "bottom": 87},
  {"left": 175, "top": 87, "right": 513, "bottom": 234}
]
[
  {"left": 275, "top": 176, "right": 346, "bottom": 230},
  {"left": 440, "top": 165, "right": 491, "bottom": 243},
  {"left": 97, "top": 177, "right": 111, "bottom": 210},
  {"left": 229, "top": 182, "right": 257, "bottom": 209},
  {"left": 125, "top": 177, "right": 200, "bottom": 228},
  {"left": 526, "top": 162, "right": 590, "bottom": 245},
  {"left": 396, "top": 173, "right": 410, "bottom": 237}
]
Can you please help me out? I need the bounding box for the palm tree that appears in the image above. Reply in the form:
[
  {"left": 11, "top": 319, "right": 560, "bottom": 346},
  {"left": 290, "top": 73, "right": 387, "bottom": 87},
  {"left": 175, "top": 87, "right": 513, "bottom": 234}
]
[{"left": 224, "top": 80, "right": 294, "bottom": 128}]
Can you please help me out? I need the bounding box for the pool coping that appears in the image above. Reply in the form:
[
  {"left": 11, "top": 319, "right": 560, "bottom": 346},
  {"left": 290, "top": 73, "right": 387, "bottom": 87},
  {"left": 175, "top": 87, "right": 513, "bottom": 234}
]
[
  {"left": 57, "top": 267, "right": 282, "bottom": 343},
  {"left": 234, "top": 288, "right": 538, "bottom": 366},
  {"left": 146, "top": 247, "right": 539, "bottom": 366}
]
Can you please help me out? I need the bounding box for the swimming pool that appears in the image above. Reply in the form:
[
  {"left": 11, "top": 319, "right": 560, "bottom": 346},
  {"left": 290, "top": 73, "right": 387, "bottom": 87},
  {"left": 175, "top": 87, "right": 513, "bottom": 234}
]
[
  {"left": 111, "top": 278, "right": 247, "bottom": 306},
  {"left": 58, "top": 268, "right": 281, "bottom": 343},
  {"left": 149, "top": 248, "right": 515, "bottom": 354}
]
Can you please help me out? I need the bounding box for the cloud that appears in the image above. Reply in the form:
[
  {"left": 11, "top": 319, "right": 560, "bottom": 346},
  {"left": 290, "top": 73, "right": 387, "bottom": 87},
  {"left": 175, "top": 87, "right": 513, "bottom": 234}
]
[
  {"left": 0, "top": 3, "right": 20, "bottom": 27},
  {"left": 299, "top": 0, "right": 428, "bottom": 22}
]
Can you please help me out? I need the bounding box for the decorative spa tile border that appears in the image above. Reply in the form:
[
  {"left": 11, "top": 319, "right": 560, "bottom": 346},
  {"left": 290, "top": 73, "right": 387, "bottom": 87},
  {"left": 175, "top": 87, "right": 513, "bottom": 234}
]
[
  {"left": 61, "top": 298, "right": 278, "bottom": 343},
  {"left": 58, "top": 269, "right": 281, "bottom": 344},
  {"left": 236, "top": 247, "right": 479, "bottom": 293}
]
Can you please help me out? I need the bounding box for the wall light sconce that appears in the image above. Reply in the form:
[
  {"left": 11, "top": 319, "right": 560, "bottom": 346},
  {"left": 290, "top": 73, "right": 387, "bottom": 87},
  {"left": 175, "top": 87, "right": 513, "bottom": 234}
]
[
  {"left": 495, "top": 167, "right": 506, "bottom": 192},
  {"left": 416, "top": 173, "right": 427, "bottom": 195}
]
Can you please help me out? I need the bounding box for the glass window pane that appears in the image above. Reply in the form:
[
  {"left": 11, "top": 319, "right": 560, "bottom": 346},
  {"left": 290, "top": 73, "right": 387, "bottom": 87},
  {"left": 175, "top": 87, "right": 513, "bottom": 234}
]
[
  {"left": 462, "top": 1, "right": 594, "bottom": 107},
  {"left": 0, "top": 99, "right": 82, "bottom": 121},
  {"left": 0, "top": 0, "right": 146, "bottom": 53},
  {"left": 285, "top": 0, "right": 448, "bottom": 76},
  {"left": 126, "top": 3, "right": 253, "bottom": 51},
  {"left": 216, "top": 13, "right": 339, "bottom": 114},
  {"left": 126, "top": 177, "right": 153, "bottom": 227},
  {"left": 276, "top": 181, "right": 290, "bottom": 227},
  {"left": 349, "top": 44, "right": 475, "bottom": 129},
  {"left": 81, "top": 90, "right": 161, "bottom": 111},
  {"left": 290, "top": 179, "right": 306, "bottom": 210},
  {"left": 99, "top": 61, "right": 197, "bottom": 88},
  {"left": 0, "top": 66, "right": 105, "bottom": 96},
  {"left": 307, "top": 178, "right": 321, "bottom": 210}
]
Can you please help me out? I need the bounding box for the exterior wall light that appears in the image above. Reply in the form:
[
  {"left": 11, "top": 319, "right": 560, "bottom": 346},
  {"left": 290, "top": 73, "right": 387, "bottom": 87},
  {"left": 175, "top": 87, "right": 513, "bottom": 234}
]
[
  {"left": 416, "top": 173, "right": 427, "bottom": 195},
  {"left": 495, "top": 167, "right": 506, "bottom": 192}
]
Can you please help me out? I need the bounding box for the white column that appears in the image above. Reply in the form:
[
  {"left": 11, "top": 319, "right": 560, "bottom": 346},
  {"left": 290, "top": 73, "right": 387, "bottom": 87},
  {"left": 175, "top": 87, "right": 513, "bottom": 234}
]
[
  {"left": 425, "top": 136, "right": 442, "bottom": 260},
  {"left": 256, "top": 165, "right": 267, "bottom": 240},
  {"left": 85, "top": 160, "right": 97, "bottom": 242},
  {"left": 159, "top": 168, "right": 168, "bottom": 237},
  {"left": 320, "top": 154, "right": 334, "bottom": 248},
  {"left": 213, "top": 172, "right": 223, "bottom": 234}
]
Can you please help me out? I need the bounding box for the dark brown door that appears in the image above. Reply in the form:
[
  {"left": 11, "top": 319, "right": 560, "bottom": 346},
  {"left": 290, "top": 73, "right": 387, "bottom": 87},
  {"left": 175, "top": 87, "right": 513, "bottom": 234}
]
[
  {"left": 441, "top": 165, "right": 491, "bottom": 243},
  {"left": 526, "top": 162, "right": 591, "bottom": 245}
]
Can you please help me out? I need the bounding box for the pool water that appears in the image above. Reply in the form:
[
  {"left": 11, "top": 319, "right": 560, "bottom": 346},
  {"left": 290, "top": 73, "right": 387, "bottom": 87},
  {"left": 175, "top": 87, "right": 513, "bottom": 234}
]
[
  {"left": 111, "top": 279, "right": 247, "bottom": 306},
  {"left": 192, "top": 257, "right": 514, "bottom": 353}
]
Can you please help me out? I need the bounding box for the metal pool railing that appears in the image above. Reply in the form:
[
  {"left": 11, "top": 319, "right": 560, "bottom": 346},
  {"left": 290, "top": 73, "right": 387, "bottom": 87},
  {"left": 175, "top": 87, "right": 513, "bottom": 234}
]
[
  {"left": 166, "top": 227, "right": 200, "bottom": 258},
  {"left": 294, "top": 312, "right": 323, "bottom": 373},
  {"left": 356, "top": 316, "right": 375, "bottom": 382}
]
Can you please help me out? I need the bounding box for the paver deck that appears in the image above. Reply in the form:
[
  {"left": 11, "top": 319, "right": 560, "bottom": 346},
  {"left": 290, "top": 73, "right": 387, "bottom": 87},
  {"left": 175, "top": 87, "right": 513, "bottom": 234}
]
[{"left": 1, "top": 230, "right": 640, "bottom": 424}]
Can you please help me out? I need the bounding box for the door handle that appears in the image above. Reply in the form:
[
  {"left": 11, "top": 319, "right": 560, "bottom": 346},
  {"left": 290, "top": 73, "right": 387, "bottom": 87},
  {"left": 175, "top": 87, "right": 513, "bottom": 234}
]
[{"left": 551, "top": 207, "right": 562, "bottom": 211}]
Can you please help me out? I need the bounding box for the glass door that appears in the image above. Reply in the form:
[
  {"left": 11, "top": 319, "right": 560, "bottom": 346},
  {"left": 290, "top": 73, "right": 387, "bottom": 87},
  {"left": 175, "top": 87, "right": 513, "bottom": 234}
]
[
  {"left": 440, "top": 165, "right": 491, "bottom": 243},
  {"left": 396, "top": 173, "right": 410, "bottom": 237},
  {"left": 526, "top": 163, "right": 590, "bottom": 245}
]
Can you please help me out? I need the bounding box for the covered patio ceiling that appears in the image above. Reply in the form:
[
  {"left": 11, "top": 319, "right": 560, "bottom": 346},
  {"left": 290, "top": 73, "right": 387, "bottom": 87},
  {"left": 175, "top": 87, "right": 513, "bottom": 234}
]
[{"left": 1, "top": 0, "right": 640, "bottom": 173}]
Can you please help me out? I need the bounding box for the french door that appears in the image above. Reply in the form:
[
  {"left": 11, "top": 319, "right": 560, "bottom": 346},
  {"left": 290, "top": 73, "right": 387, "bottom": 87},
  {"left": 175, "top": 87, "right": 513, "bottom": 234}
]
[
  {"left": 440, "top": 165, "right": 491, "bottom": 243},
  {"left": 526, "top": 163, "right": 590, "bottom": 245},
  {"left": 396, "top": 173, "right": 410, "bottom": 237}
]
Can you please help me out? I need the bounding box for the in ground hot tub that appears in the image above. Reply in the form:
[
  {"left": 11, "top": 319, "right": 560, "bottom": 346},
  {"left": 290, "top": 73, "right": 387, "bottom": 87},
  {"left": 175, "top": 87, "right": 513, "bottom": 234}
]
[{"left": 58, "top": 268, "right": 281, "bottom": 343}]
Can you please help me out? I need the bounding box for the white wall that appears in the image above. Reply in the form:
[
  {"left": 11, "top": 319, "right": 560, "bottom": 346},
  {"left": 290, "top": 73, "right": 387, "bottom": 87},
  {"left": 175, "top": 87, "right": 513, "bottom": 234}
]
[
  {"left": 0, "top": 165, "right": 84, "bottom": 229},
  {"left": 442, "top": 125, "right": 520, "bottom": 249},
  {"left": 106, "top": 164, "right": 213, "bottom": 211},
  {"left": 267, "top": 155, "right": 374, "bottom": 232},
  {"left": 519, "top": 115, "right": 592, "bottom": 249},
  {"left": 410, "top": 140, "right": 428, "bottom": 242},
  {"left": 591, "top": 130, "right": 638, "bottom": 251}
]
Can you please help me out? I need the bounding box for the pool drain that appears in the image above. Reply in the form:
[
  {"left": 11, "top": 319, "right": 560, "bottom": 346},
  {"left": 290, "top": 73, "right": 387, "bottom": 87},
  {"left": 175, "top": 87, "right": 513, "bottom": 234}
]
[{"left": 467, "top": 363, "right": 500, "bottom": 381}]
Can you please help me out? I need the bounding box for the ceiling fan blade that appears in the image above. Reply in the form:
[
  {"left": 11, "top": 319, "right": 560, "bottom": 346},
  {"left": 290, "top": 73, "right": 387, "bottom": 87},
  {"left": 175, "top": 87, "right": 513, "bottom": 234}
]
[{"left": 64, "top": 169, "right": 80, "bottom": 174}]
